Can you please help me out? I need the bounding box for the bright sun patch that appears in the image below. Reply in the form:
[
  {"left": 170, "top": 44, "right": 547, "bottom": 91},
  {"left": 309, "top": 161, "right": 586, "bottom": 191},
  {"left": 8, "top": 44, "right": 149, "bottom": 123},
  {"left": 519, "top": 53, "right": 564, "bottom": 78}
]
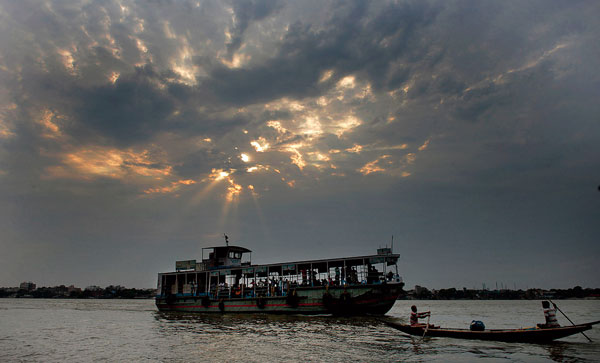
[
  {"left": 250, "top": 137, "right": 270, "bottom": 152},
  {"left": 37, "top": 109, "right": 62, "bottom": 139},
  {"left": 144, "top": 179, "right": 196, "bottom": 194},
  {"left": 207, "top": 169, "right": 231, "bottom": 181},
  {"left": 358, "top": 155, "right": 391, "bottom": 175},
  {"left": 346, "top": 144, "right": 363, "bottom": 153},
  {"left": 337, "top": 76, "right": 355, "bottom": 89},
  {"left": 266, "top": 121, "right": 287, "bottom": 134}
]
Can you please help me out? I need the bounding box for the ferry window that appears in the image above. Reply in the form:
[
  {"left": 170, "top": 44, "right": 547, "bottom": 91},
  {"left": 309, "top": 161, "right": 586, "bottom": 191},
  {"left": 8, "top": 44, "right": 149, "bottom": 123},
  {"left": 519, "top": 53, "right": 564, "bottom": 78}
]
[{"left": 229, "top": 251, "right": 242, "bottom": 259}]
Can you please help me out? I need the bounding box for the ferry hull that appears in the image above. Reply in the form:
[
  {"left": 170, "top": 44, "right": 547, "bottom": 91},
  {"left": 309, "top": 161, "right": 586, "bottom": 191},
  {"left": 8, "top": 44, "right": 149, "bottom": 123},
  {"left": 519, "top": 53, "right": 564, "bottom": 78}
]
[{"left": 155, "top": 284, "right": 401, "bottom": 315}]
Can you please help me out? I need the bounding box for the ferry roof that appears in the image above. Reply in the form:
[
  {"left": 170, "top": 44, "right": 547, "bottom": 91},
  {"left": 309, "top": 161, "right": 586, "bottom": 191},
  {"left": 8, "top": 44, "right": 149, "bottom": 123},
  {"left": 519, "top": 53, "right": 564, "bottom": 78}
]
[
  {"left": 161, "top": 251, "right": 399, "bottom": 274},
  {"left": 202, "top": 245, "right": 252, "bottom": 253},
  {"left": 255, "top": 252, "right": 400, "bottom": 268}
]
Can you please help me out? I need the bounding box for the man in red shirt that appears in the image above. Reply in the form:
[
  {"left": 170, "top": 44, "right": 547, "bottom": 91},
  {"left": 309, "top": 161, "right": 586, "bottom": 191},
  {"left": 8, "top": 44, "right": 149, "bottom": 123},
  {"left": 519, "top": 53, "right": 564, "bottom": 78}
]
[{"left": 410, "top": 305, "right": 431, "bottom": 326}]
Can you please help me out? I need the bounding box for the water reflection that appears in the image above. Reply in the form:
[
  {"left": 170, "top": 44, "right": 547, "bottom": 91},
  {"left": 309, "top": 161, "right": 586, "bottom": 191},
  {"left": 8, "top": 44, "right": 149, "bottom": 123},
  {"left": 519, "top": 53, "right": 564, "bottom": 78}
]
[
  {"left": 151, "top": 311, "right": 407, "bottom": 362},
  {"left": 153, "top": 310, "right": 386, "bottom": 343},
  {"left": 2, "top": 299, "right": 598, "bottom": 362},
  {"left": 545, "top": 342, "right": 568, "bottom": 362},
  {"left": 152, "top": 308, "right": 600, "bottom": 362},
  {"left": 408, "top": 337, "right": 426, "bottom": 355},
  {"left": 155, "top": 310, "right": 381, "bottom": 327}
]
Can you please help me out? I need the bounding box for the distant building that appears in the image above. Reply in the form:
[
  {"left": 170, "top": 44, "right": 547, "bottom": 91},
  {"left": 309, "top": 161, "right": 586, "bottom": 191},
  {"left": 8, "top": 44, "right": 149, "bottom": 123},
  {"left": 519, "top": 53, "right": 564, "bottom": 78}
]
[
  {"left": 19, "top": 282, "right": 36, "bottom": 291},
  {"left": 67, "top": 285, "right": 81, "bottom": 294},
  {"left": 85, "top": 285, "right": 104, "bottom": 296}
]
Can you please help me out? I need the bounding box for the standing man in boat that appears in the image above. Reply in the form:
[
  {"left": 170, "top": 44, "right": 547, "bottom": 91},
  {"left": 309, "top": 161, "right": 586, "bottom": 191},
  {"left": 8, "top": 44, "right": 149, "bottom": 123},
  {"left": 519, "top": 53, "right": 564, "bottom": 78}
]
[
  {"left": 410, "top": 305, "right": 431, "bottom": 326},
  {"left": 540, "top": 301, "right": 560, "bottom": 328}
]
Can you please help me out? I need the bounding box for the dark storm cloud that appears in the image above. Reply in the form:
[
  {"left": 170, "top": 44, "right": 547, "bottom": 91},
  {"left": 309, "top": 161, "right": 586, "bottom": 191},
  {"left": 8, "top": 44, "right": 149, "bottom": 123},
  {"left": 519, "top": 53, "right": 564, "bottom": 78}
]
[
  {"left": 201, "top": 1, "right": 440, "bottom": 105},
  {"left": 72, "top": 67, "right": 177, "bottom": 145},
  {"left": 226, "top": 0, "right": 283, "bottom": 57},
  {"left": 68, "top": 65, "right": 244, "bottom": 147}
]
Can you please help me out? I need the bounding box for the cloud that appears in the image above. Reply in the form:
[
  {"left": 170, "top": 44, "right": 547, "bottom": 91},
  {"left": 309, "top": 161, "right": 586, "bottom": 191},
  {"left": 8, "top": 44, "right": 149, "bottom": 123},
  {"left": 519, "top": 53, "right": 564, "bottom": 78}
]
[
  {"left": 225, "top": 0, "right": 283, "bottom": 58},
  {"left": 72, "top": 67, "right": 178, "bottom": 145},
  {"left": 0, "top": 0, "right": 599, "bottom": 288}
]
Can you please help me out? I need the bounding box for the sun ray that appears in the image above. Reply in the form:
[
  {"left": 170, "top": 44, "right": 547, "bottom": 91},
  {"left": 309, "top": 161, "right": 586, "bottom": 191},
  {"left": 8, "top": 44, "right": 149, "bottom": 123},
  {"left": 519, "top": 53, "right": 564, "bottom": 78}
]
[{"left": 249, "top": 186, "right": 271, "bottom": 242}]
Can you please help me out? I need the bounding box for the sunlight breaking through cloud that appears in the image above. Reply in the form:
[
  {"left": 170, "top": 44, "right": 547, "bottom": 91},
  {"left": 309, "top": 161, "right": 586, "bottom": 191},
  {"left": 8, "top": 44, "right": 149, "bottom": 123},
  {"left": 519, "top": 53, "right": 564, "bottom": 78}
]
[
  {"left": 45, "top": 147, "right": 172, "bottom": 181},
  {"left": 358, "top": 155, "right": 391, "bottom": 175},
  {"left": 250, "top": 138, "right": 270, "bottom": 152},
  {"left": 0, "top": 0, "right": 597, "bottom": 290},
  {"left": 144, "top": 179, "right": 196, "bottom": 194}
]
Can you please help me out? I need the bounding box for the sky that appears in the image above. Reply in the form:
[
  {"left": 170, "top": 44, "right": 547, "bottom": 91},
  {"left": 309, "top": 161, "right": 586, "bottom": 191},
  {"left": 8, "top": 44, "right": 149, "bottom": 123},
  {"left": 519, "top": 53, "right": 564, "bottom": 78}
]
[{"left": 0, "top": 0, "right": 599, "bottom": 290}]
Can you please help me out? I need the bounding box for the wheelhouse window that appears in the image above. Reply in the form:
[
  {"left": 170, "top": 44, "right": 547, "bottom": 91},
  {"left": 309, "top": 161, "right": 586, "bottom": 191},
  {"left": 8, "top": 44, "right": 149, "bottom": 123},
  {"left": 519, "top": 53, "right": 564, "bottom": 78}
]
[{"left": 229, "top": 251, "right": 242, "bottom": 259}]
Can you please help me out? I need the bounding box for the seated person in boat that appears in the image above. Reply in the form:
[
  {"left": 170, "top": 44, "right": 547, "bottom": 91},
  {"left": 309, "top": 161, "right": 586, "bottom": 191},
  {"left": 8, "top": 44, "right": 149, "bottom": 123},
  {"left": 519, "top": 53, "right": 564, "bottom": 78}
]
[
  {"left": 410, "top": 305, "right": 431, "bottom": 326},
  {"left": 537, "top": 301, "right": 560, "bottom": 328}
]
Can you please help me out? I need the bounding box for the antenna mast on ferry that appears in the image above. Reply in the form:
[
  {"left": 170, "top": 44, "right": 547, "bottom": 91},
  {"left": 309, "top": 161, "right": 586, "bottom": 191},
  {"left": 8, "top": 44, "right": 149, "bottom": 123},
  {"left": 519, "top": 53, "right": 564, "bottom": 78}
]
[{"left": 224, "top": 233, "right": 229, "bottom": 246}]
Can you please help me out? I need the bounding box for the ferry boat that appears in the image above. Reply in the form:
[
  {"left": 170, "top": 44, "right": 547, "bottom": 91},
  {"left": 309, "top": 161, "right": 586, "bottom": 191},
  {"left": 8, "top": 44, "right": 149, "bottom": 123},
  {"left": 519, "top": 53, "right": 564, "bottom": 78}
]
[{"left": 155, "top": 238, "right": 404, "bottom": 315}]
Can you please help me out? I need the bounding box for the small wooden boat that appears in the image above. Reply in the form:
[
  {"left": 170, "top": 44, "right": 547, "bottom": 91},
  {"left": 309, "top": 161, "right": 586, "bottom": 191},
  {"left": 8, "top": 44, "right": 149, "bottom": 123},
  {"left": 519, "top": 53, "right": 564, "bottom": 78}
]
[{"left": 382, "top": 320, "right": 600, "bottom": 343}]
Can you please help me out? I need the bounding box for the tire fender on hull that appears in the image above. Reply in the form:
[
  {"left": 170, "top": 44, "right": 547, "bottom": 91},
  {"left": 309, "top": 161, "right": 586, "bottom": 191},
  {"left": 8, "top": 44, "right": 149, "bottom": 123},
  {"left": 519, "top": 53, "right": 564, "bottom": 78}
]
[
  {"left": 322, "top": 292, "right": 333, "bottom": 309},
  {"left": 286, "top": 289, "right": 299, "bottom": 308}
]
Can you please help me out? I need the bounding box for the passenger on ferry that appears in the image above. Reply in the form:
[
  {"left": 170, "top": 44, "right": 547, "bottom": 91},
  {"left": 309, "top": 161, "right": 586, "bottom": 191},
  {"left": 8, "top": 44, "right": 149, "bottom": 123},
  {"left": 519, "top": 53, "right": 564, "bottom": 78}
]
[
  {"left": 410, "top": 305, "right": 431, "bottom": 326},
  {"left": 367, "top": 265, "right": 376, "bottom": 284},
  {"left": 349, "top": 267, "right": 358, "bottom": 284},
  {"left": 311, "top": 270, "right": 318, "bottom": 286}
]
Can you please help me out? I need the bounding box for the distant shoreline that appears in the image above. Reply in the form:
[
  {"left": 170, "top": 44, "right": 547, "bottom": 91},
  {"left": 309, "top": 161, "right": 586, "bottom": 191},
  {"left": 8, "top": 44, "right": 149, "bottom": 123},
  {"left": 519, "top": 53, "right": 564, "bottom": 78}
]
[
  {"left": 401, "top": 286, "right": 600, "bottom": 300},
  {"left": 1, "top": 296, "right": 598, "bottom": 300},
  {"left": 2, "top": 285, "right": 598, "bottom": 300},
  {"left": 398, "top": 296, "right": 600, "bottom": 301},
  {"left": 0, "top": 286, "right": 156, "bottom": 299},
  {"left": 0, "top": 296, "right": 155, "bottom": 299}
]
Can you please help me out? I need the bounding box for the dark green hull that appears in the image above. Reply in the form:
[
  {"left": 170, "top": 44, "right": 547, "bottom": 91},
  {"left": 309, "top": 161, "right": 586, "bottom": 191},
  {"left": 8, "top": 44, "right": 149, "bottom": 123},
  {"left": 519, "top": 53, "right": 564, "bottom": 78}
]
[{"left": 156, "top": 284, "right": 401, "bottom": 315}]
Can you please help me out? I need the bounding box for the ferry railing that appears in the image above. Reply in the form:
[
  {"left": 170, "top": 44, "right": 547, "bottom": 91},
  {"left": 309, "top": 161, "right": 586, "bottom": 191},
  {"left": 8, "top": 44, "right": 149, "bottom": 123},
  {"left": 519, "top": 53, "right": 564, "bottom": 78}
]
[
  {"left": 255, "top": 286, "right": 267, "bottom": 297},
  {"left": 218, "top": 289, "right": 229, "bottom": 299}
]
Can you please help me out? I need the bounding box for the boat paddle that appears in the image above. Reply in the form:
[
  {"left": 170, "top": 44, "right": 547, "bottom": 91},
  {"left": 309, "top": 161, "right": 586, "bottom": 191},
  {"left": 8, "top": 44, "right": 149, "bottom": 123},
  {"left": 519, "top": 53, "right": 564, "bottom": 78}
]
[
  {"left": 422, "top": 313, "right": 431, "bottom": 340},
  {"left": 548, "top": 299, "right": 592, "bottom": 342}
]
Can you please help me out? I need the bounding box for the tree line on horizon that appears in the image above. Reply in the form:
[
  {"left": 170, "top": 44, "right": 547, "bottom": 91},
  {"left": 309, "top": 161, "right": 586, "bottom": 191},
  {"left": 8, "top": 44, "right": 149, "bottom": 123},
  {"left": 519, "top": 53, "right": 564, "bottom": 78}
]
[
  {"left": 1, "top": 284, "right": 598, "bottom": 300},
  {"left": 0, "top": 285, "right": 155, "bottom": 299},
  {"left": 405, "top": 285, "right": 599, "bottom": 300}
]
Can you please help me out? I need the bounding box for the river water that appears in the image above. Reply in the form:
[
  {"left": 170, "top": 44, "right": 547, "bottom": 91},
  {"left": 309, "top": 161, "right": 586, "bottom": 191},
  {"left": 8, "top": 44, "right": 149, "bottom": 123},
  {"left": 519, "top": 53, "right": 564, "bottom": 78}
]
[{"left": 1, "top": 299, "right": 599, "bottom": 362}]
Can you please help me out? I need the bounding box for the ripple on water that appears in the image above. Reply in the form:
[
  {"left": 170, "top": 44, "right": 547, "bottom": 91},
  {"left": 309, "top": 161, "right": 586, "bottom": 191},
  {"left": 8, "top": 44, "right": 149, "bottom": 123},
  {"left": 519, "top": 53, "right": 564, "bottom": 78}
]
[{"left": 1, "top": 299, "right": 600, "bottom": 362}]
